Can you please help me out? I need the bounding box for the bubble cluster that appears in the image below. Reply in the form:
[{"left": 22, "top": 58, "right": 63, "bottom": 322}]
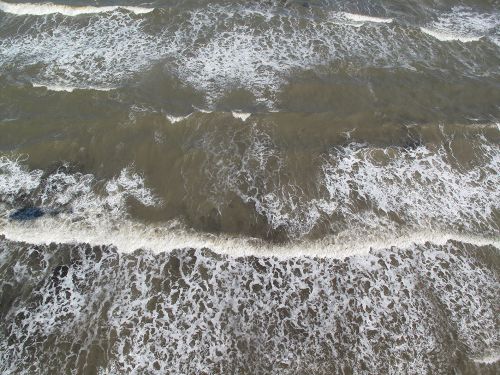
[
  {"left": 190, "top": 125, "right": 500, "bottom": 238},
  {"left": 0, "top": 158, "right": 160, "bottom": 227},
  {"left": 0, "top": 237, "right": 498, "bottom": 374},
  {"left": 0, "top": 3, "right": 497, "bottom": 103}
]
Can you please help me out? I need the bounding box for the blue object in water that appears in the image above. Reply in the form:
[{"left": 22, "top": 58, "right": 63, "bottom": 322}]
[{"left": 10, "top": 207, "right": 44, "bottom": 221}]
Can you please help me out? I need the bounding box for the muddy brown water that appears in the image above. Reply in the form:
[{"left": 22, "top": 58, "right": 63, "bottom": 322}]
[{"left": 0, "top": 0, "right": 499, "bottom": 373}]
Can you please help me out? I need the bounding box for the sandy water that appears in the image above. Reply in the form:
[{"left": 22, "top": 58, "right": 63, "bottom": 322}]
[{"left": 0, "top": 0, "right": 499, "bottom": 373}]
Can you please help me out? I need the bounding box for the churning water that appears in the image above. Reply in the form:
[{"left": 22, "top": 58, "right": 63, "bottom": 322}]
[{"left": 0, "top": 0, "right": 499, "bottom": 373}]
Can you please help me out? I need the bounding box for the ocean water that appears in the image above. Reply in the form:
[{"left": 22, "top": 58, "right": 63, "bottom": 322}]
[{"left": 0, "top": 0, "right": 499, "bottom": 374}]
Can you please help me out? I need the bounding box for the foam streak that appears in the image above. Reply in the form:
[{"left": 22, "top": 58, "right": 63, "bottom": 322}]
[{"left": 0, "top": 1, "right": 153, "bottom": 16}]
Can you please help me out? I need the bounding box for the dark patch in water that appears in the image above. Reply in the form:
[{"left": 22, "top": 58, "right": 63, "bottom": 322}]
[
  {"left": 49, "top": 265, "right": 71, "bottom": 300},
  {"left": 9, "top": 207, "right": 44, "bottom": 221},
  {"left": 402, "top": 137, "right": 423, "bottom": 150},
  {"left": 50, "top": 265, "right": 69, "bottom": 288}
]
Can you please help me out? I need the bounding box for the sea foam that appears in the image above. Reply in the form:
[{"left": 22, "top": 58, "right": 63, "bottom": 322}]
[
  {"left": 191, "top": 122, "right": 500, "bottom": 241},
  {"left": 420, "top": 27, "right": 482, "bottom": 43},
  {"left": 343, "top": 12, "right": 393, "bottom": 24},
  {"left": 1, "top": 149, "right": 499, "bottom": 258},
  {"left": 1, "top": 3, "right": 492, "bottom": 104},
  {"left": 166, "top": 113, "right": 192, "bottom": 124},
  {"left": 0, "top": 1, "right": 153, "bottom": 16},
  {"left": 2, "top": 215, "right": 499, "bottom": 259},
  {"left": 421, "top": 6, "right": 499, "bottom": 44},
  {"left": 32, "top": 82, "right": 116, "bottom": 92},
  {"left": 231, "top": 112, "right": 252, "bottom": 121},
  {"left": 1, "top": 236, "right": 498, "bottom": 374}
]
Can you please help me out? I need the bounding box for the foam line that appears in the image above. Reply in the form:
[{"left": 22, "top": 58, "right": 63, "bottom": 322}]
[
  {"left": 472, "top": 350, "right": 500, "bottom": 364},
  {"left": 192, "top": 106, "right": 213, "bottom": 114},
  {"left": 166, "top": 113, "right": 192, "bottom": 124},
  {"left": 32, "top": 83, "right": 116, "bottom": 92},
  {"left": 0, "top": 1, "right": 154, "bottom": 16},
  {"left": 343, "top": 13, "right": 393, "bottom": 24},
  {"left": 0, "top": 217, "right": 498, "bottom": 259},
  {"left": 1, "top": 4, "right": 494, "bottom": 104},
  {"left": 232, "top": 112, "right": 252, "bottom": 121},
  {"left": 420, "top": 27, "right": 481, "bottom": 43},
  {"left": 419, "top": 7, "right": 497, "bottom": 44}
]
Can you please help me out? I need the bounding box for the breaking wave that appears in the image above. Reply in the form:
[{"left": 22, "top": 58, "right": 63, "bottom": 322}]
[
  {"left": 0, "top": 1, "right": 153, "bottom": 16},
  {"left": 420, "top": 6, "right": 500, "bottom": 44},
  {"left": 0, "top": 3, "right": 498, "bottom": 105},
  {"left": 191, "top": 124, "right": 499, "bottom": 240},
  {"left": 0, "top": 155, "right": 160, "bottom": 223},
  {"left": 1, "top": 122, "right": 497, "bottom": 256},
  {"left": 1, "top": 1, "right": 499, "bottom": 374},
  {"left": 0, "top": 236, "right": 498, "bottom": 373}
]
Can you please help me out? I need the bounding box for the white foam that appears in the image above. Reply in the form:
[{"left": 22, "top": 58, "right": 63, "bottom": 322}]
[
  {"left": 473, "top": 350, "right": 500, "bottom": 364},
  {"left": 166, "top": 113, "right": 192, "bottom": 124},
  {"left": 194, "top": 123, "right": 500, "bottom": 239},
  {"left": 0, "top": 156, "right": 42, "bottom": 204},
  {"left": 2, "top": 154, "right": 498, "bottom": 259},
  {"left": 0, "top": 160, "right": 160, "bottom": 225},
  {"left": 420, "top": 27, "right": 481, "bottom": 43},
  {"left": 0, "top": 1, "right": 154, "bottom": 16},
  {"left": 32, "top": 82, "right": 116, "bottom": 92},
  {"left": 343, "top": 13, "right": 393, "bottom": 24},
  {"left": 2, "top": 126, "right": 499, "bottom": 252},
  {"left": 231, "top": 112, "right": 251, "bottom": 121},
  {"left": 1, "top": 12, "right": 171, "bottom": 89},
  {"left": 1, "top": 215, "right": 498, "bottom": 259},
  {"left": 192, "top": 106, "right": 213, "bottom": 114},
  {"left": 2, "top": 229, "right": 498, "bottom": 374},
  {"left": 0, "top": 3, "right": 492, "bottom": 103},
  {"left": 321, "top": 141, "right": 500, "bottom": 235},
  {"left": 2, "top": 149, "right": 499, "bottom": 372},
  {"left": 421, "top": 7, "right": 499, "bottom": 44}
]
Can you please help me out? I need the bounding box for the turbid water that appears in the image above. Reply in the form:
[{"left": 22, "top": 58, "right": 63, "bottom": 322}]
[{"left": 0, "top": 0, "right": 499, "bottom": 374}]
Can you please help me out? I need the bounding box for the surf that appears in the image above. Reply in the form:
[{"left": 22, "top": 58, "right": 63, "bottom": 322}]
[{"left": 0, "top": 0, "right": 154, "bottom": 16}]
